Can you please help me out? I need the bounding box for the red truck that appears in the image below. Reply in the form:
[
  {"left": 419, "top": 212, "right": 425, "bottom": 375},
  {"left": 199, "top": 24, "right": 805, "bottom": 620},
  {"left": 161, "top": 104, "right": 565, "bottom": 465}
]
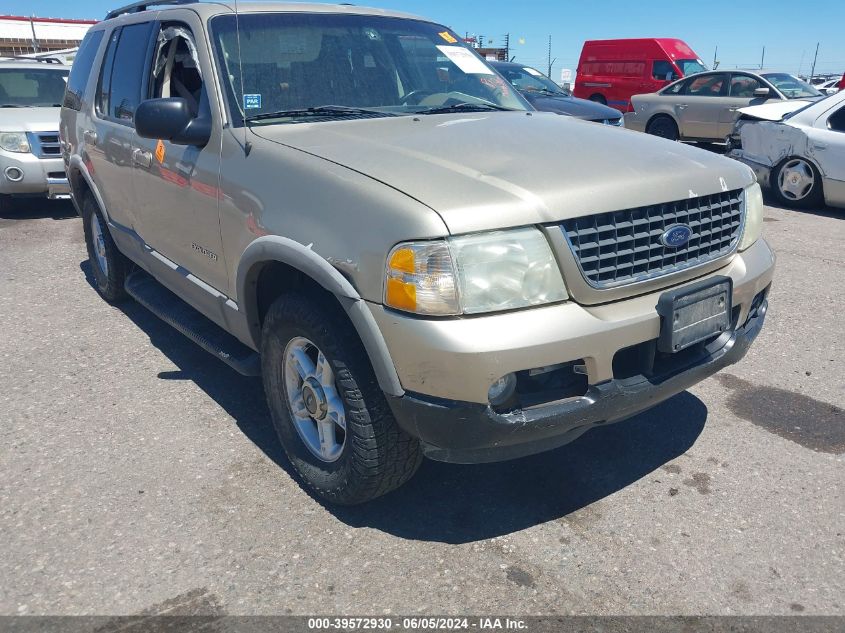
[{"left": 573, "top": 38, "right": 707, "bottom": 112}]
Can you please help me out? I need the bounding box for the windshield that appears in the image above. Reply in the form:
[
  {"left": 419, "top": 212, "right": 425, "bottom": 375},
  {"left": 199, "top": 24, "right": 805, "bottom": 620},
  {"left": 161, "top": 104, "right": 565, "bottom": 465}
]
[
  {"left": 211, "top": 13, "right": 527, "bottom": 124},
  {"left": 0, "top": 68, "right": 69, "bottom": 107},
  {"left": 677, "top": 59, "right": 708, "bottom": 76},
  {"left": 497, "top": 65, "right": 565, "bottom": 95},
  {"left": 761, "top": 73, "right": 822, "bottom": 99}
]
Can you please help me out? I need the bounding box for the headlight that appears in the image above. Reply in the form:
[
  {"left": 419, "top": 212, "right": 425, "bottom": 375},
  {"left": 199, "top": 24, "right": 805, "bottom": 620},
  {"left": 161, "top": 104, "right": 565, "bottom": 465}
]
[
  {"left": 0, "top": 132, "right": 31, "bottom": 154},
  {"left": 385, "top": 227, "right": 568, "bottom": 316},
  {"left": 739, "top": 183, "right": 763, "bottom": 250}
]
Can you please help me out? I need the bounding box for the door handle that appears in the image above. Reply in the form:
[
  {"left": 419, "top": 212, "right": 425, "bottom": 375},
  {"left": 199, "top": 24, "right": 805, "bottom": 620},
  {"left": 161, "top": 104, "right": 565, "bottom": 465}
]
[
  {"left": 82, "top": 130, "right": 97, "bottom": 146},
  {"left": 813, "top": 143, "right": 827, "bottom": 150},
  {"left": 132, "top": 148, "right": 153, "bottom": 168},
  {"left": 677, "top": 104, "right": 688, "bottom": 110},
  {"left": 729, "top": 107, "right": 740, "bottom": 112}
]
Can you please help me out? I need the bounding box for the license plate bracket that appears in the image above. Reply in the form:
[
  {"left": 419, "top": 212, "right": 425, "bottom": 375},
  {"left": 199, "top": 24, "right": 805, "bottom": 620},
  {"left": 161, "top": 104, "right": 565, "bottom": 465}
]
[{"left": 656, "top": 276, "right": 733, "bottom": 353}]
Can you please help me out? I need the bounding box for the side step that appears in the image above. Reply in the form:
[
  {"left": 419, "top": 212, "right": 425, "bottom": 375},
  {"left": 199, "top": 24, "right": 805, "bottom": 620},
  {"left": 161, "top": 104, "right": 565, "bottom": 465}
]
[{"left": 124, "top": 270, "right": 261, "bottom": 377}]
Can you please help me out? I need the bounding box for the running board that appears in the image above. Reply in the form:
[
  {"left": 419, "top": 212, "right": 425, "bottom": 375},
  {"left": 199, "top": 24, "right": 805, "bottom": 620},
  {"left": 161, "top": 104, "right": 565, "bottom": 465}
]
[{"left": 124, "top": 270, "right": 261, "bottom": 377}]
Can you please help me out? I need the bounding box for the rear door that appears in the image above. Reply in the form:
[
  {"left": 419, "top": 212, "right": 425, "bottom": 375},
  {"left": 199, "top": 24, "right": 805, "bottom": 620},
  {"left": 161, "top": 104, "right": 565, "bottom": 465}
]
[
  {"left": 87, "top": 19, "right": 155, "bottom": 230},
  {"left": 675, "top": 73, "right": 729, "bottom": 140}
]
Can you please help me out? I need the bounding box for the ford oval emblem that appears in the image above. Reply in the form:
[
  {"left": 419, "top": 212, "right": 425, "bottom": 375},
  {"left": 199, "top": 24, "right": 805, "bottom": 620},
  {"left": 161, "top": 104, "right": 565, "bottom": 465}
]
[{"left": 661, "top": 225, "right": 693, "bottom": 248}]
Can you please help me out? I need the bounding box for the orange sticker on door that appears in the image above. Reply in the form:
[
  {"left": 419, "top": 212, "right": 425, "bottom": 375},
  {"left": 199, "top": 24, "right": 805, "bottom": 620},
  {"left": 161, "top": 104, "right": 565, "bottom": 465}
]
[
  {"left": 155, "top": 140, "right": 166, "bottom": 164},
  {"left": 438, "top": 31, "right": 458, "bottom": 44}
]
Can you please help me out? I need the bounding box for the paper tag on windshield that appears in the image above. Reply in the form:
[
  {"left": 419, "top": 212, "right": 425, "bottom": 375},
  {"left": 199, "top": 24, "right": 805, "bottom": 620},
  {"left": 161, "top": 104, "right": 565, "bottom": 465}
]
[
  {"left": 438, "top": 31, "right": 458, "bottom": 44},
  {"left": 524, "top": 67, "right": 543, "bottom": 77},
  {"left": 436, "top": 46, "right": 494, "bottom": 75}
]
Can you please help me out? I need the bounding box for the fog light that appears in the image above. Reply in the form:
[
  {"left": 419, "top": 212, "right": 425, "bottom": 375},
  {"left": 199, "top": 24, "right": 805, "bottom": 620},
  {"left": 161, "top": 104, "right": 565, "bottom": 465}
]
[
  {"left": 5, "top": 166, "right": 23, "bottom": 182},
  {"left": 488, "top": 373, "right": 517, "bottom": 406}
]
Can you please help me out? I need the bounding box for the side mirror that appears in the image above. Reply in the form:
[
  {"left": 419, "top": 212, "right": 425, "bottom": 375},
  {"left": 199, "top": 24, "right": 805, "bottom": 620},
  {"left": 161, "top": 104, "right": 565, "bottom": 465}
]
[
  {"left": 135, "top": 98, "right": 210, "bottom": 147},
  {"left": 753, "top": 87, "right": 771, "bottom": 99}
]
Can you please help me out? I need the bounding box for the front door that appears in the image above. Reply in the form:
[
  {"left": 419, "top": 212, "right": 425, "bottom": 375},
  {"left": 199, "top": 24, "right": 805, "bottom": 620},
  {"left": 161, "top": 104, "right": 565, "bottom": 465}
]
[
  {"left": 811, "top": 102, "right": 845, "bottom": 203},
  {"left": 718, "top": 73, "right": 773, "bottom": 140},
  {"left": 131, "top": 17, "right": 228, "bottom": 295}
]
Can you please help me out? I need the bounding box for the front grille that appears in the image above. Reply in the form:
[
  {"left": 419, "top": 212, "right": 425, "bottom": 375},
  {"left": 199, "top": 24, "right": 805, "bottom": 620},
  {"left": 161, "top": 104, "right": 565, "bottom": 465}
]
[
  {"left": 26, "top": 132, "right": 62, "bottom": 159},
  {"left": 561, "top": 189, "right": 744, "bottom": 288}
]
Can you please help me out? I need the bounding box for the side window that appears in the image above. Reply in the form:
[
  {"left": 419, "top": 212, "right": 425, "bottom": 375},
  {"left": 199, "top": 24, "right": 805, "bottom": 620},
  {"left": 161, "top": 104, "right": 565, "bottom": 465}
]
[
  {"left": 98, "top": 22, "right": 154, "bottom": 124},
  {"left": 150, "top": 24, "right": 205, "bottom": 117},
  {"left": 652, "top": 60, "right": 675, "bottom": 81},
  {"left": 730, "top": 74, "right": 764, "bottom": 97},
  {"left": 684, "top": 74, "right": 727, "bottom": 97},
  {"left": 663, "top": 78, "right": 688, "bottom": 95},
  {"left": 828, "top": 106, "right": 845, "bottom": 133},
  {"left": 96, "top": 29, "right": 119, "bottom": 117},
  {"left": 63, "top": 30, "right": 104, "bottom": 110}
]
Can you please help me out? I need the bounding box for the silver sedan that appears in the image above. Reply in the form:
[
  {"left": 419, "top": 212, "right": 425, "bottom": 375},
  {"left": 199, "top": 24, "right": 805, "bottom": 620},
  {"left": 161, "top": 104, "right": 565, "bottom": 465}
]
[{"left": 624, "top": 70, "right": 823, "bottom": 143}]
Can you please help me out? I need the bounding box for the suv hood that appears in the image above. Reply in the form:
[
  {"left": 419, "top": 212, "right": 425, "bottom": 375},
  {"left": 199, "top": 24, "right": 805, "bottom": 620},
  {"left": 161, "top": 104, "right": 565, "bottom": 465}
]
[
  {"left": 0, "top": 106, "right": 61, "bottom": 132},
  {"left": 254, "top": 111, "right": 753, "bottom": 234}
]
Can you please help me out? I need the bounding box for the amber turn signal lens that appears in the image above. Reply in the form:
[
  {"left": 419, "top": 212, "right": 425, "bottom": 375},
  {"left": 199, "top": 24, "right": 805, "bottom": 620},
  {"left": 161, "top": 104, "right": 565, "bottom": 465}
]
[{"left": 386, "top": 277, "right": 417, "bottom": 312}]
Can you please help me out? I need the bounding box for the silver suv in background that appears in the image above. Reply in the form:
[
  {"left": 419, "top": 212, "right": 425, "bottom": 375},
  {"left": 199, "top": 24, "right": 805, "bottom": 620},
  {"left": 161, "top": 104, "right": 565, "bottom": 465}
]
[
  {"left": 0, "top": 60, "right": 71, "bottom": 212},
  {"left": 61, "top": 1, "right": 775, "bottom": 505}
]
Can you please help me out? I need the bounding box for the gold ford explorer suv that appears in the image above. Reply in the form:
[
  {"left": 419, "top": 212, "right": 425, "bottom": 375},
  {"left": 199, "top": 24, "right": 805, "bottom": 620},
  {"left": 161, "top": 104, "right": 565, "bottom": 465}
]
[{"left": 61, "top": 0, "right": 775, "bottom": 505}]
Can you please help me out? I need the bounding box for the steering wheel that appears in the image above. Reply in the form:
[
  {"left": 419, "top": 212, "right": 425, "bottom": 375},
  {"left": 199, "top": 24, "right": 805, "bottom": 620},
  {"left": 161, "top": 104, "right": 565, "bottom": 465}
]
[{"left": 400, "top": 90, "right": 435, "bottom": 106}]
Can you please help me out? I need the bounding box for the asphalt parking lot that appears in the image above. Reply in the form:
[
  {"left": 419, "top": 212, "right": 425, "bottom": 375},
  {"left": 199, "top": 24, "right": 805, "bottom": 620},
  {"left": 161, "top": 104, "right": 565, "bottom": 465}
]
[{"left": 0, "top": 196, "right": 843, "bottom": 617}]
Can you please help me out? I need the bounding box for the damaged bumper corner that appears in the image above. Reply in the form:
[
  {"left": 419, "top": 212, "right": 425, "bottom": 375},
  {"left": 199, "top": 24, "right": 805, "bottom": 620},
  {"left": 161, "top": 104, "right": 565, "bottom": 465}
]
[{"left": 387, "top": 298, "right": 769, "bottom": 464}]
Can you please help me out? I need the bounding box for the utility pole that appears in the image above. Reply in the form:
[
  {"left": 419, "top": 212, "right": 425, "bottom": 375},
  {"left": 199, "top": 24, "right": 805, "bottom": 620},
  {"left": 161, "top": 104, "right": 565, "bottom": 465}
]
[
  {"left": 547, "top": 35, "right": 552, "bottom": 77},
  {"left": 503, "top": 33, "right": 510, "bottom": 61},
  {"left": 760, "top": 46, "right": 765, "bottom": 70},
  {"left": 809, "top": 42, "right": 820, "bottom": 82},
  {"left": 29, "top": 15, "right": 40, "bottom": 53},
  {"left": 713, "top": 45, "right": 718, "bottom": 69}
]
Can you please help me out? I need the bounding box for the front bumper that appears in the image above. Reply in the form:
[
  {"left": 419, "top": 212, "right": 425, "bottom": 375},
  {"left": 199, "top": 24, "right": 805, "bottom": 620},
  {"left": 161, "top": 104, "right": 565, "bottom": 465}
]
[
  {"left": 388, "top": 297, "right": 768, "bottom": 464},
  {"left": 0, "top": 151, "right": 70, "bottom": 199},
  {"left": 729, "top": 150, "right": 774, "bottom": 189}
]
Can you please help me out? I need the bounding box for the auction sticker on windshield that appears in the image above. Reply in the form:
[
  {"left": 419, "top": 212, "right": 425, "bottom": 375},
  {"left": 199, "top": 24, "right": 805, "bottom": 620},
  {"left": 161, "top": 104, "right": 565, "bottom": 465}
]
[{"left": 436, "top": 46, "right": 494, "bottom": 75}]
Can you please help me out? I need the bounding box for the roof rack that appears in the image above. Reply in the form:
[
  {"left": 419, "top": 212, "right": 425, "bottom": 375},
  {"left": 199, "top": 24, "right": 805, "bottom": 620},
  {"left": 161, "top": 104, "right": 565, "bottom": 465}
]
[
  {"left": 105, "top": 0, "right": 197, "bottom": 20},
  {"left": 1, "top": 55, "right": 64, "bottom": 64}
]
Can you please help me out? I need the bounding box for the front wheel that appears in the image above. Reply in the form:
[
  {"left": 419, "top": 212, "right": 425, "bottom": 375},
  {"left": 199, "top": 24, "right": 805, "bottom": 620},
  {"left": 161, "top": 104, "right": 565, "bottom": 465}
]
[
  {"left": 81, "top": 195, "right": 127, "bottom": 303},
  {"left": 261, "top": 294, "right": 422, "bottom": 505},
  {"left": 772, "top": 157, "right": 824, "bottom": 209}
]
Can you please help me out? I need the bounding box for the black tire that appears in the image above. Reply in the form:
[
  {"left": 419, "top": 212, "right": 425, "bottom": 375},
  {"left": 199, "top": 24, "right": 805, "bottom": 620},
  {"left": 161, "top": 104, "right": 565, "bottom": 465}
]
[
  {"left": 0, "top": 194, "right": 12, "bottom": 214},
  {"left": 771, "top": 156, "right": 824, "bottom": 209},
  {"left": 589, "top": 93, "right": 607, "bottom": 105},
  {"left": 646, "top": 115, "right": 680, "bottom": 141},
  {"left": 261, "top": 293, "right": 422, "bottom": 505},
  {"left": 81, "top": 194, "right": 128, "bottom": 303}
]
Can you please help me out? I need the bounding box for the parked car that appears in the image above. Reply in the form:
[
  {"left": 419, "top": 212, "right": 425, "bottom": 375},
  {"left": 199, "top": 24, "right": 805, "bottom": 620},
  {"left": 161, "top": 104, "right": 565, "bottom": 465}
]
[
  {"left": 730, "top": 91, "right": 845, "bottom": 209},
  {"left": 625, "top": 69, "right": 824, "bottom": 143},
  {"left": 573, "top": 38, "right": 707, "bottom": 112},
  {"left": 62, "top": 1, "right": 775, "bottom": 505},
  {"left": 816, "top": 78, "right": 842, "bottom": 96},
  {"left": 490, "top": 61, "right": 623, "bottom": 125},
  {"left": 0, "top": 59, "right": 71, "bottom": 212}
]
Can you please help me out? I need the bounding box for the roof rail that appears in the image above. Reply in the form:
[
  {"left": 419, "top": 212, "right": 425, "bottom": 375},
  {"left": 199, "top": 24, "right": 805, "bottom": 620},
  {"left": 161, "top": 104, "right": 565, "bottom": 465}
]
[
  {"left": 105, "top": 0, "right": 196, "bottom": 20},
  {"left": 1, "top": 55, "right": 64, "bottom": 64}
]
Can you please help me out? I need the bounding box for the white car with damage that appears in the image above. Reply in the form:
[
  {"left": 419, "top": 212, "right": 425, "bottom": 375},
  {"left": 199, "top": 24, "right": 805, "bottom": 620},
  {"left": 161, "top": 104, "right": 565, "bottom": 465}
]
[{"left": 730, "top": 92, "right": 845, "bottom": 209}]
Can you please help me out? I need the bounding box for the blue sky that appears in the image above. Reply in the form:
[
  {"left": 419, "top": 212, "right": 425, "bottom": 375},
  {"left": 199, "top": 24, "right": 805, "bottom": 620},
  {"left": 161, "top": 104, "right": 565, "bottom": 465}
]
[{"left": 14, "top": 0, "right": 845, "bottom": 79}]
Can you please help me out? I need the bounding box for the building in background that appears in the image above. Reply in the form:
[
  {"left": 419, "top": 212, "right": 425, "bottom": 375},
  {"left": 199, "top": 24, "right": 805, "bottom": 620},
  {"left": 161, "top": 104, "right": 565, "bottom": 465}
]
[{"left": 0, "top": 15, "right": 97, "bottom": 59}]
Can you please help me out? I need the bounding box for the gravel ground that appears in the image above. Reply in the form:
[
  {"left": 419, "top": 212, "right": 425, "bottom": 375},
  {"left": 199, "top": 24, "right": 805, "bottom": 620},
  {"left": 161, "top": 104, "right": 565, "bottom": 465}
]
[{"left": 0, "top": 196, "right": 842, "bottom": 617}]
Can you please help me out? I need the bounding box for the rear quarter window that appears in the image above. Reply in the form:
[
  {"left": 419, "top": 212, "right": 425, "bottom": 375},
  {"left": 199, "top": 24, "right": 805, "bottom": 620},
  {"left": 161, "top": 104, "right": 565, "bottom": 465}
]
[{"left": 63, "top": 30, "right": 104, "bottom": 110}]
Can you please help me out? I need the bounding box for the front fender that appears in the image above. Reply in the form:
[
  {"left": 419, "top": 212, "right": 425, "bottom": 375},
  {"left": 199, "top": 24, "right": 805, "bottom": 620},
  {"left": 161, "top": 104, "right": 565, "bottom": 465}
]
[{"left": 236, "top": 236, "right": 404, "bottom": 397}]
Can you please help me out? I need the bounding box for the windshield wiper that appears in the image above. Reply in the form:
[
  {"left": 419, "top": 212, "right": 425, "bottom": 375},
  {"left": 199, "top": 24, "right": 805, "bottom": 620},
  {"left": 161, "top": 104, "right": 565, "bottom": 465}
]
[
  {"left": 417, "top": 102, "right": 516, "bottom": 115},
  {"left": 245, "top": 105, "right": 396, "bottom": 122}
]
